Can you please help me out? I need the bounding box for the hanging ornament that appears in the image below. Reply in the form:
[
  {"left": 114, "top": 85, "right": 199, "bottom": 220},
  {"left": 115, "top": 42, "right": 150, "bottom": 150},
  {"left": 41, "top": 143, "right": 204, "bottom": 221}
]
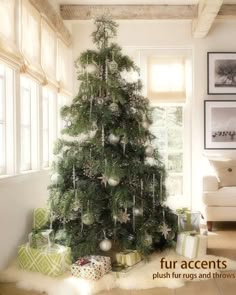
[
  {"left": 72, "top": 165, "right": 76, "bottom": 189},
  {"left": 142, "top": 233, "right": 153, "bottom": 247},
  {"left": 98, "top": 174, "right": 109, "bottom": 187},
  {"left": 82, "top": 212, "right": 95, "bottom": 225},
  {"left": 133, "top": 206, "right": 143, "bottom": 216},
  {"left": 109, "top": 52, "right": 118, "bottom": 74},
  {"left": 120, "top": 135, "right": 128, "bottom": 154},
  {"left": 142, "top": 120, "right": 150, "bottom": 129},
  {"left": 102, "top": 125, "right": 105, "bottom": 147},
  {"left": 51, "top": 173, "right": 63, "bottom": 185},
  {"left": 108, "top": 133, "right": 120, "bottom": 144},
  {"left": 118, "top": 209, "right": 130, "bottom": 224},
  {"left": 130, "top": 107, "right": 137, "bottom": 114},
  {"left": 99, "top": 238, "right": 112, "bottom": 251},
  {"left": 145, "top": 145, "right": 154, "bottom": 157},
  {"left": 159, "top": 222, "right": 171, "bottom": 239},
  {"left": 167, "top": 231, "right": 175, "bottom": 241},
  {"left": 160, "top": 172, "right": 163, "bottom": 204},
  {"left": 108, "top": 176, "right": 120, "bottom": 186},
  {"left": 109, "top": 102, "right": 119, "bottom": 113},
  {"left": 55, "top": 228, "right": 67, "bottom": 242},
  {"left": 83, "top": 161, "right": 95, "bottom": 178},
  {"left": 73, "top": 200, "right": 80, "bottom": 211},
  {"left": 97, "top": 97, "right": 104, "bottom": 105},
  {"left": 99, "top": 231, "right": 112, "bottom": 251}
]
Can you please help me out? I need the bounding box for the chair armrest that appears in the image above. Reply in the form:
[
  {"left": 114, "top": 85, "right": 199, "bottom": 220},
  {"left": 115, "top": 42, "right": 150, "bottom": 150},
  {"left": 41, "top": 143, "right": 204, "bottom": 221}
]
[{"left": 203, "top": 175, "right": 219, "bottom": 191}]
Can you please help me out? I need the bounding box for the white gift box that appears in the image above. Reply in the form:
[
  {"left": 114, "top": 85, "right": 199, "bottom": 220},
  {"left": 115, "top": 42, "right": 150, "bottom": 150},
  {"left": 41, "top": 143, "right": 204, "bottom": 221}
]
[{"left": 176, "top": 232, "right": 208, "bottom": 259}]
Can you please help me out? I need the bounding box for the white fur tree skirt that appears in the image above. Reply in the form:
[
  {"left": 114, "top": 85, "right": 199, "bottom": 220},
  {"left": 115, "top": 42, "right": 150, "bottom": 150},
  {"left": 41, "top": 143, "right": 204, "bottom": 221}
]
[{"left": 1, "top": 250, "right": 236, "bottom": 295}]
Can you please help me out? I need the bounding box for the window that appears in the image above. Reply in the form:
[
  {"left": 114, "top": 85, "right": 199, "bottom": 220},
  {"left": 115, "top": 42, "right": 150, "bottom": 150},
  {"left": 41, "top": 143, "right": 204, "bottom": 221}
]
[
  {"left": 0, "top": 62, "right": 14, "bottom": 176},
  {"left": 0, "top": 65, "right": 6, "bottom": 175},
  {"left": 148, "top": 53, "right": 192, "bottom": 206},
  {"left": 20, "top": 76, "right": 38, "bottom": 171},
  {"left": 151, "top": 105, "right": 184, "bottom": 197},
  {"left": 42, "top": 87, "right": 57, "bottom": 168}
]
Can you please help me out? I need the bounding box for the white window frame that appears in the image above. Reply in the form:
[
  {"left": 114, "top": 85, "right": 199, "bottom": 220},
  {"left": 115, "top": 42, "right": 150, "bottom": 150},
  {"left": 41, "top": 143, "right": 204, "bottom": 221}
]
[
  {"left": 42, "top": 87, "right": 57, "bottom": 168},
  {"left": 0, "top": 62, "right": 15, "bottom": 177},
  {"left": 20, "top": 76, "right": 39, "bottom": 172}
]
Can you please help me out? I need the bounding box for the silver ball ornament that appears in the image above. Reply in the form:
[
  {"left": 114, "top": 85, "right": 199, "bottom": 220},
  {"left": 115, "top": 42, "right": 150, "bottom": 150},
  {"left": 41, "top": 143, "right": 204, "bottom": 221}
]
[
  {"left": 99, "top": 238, "right": 112, "bottom": 251},
  {"left": 142, "top": 234, "right": 153, "bottom": 246},
  {"left": 145, "top": 145, "right": 154, "bottom": 157},
  {"left": 109, "top": 102, "right": 119, "bottom": 113},
  {"left": 130, "top": 107, "right": 137, "bottom": 114},
  {"left": 82, "top": 213, "right": 95, "bottom": 225},
  {"left": 108, "top": 177, "right": 120, "bottom": 186},
  {"left": 108, "top": 134, "right": 120, "bottom": 144}
]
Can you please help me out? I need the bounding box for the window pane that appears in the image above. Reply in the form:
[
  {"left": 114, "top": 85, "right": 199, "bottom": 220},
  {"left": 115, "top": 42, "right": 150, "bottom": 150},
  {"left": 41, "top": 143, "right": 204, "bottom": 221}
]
[
  {"left": 43, "top": 97, "right": 49, "bottom": 129},
  {"left": 152, "top": 105, "right": 184, "bottom": 197},
  {"left": 21, "top": 88, "right": 31, "bottom": 125},
  {"left": 166, "top": 175, "right": 183, "bottom": 197},
  {"left": 0, "top": 123, "right": 5, "bottom": 173},
  {"left": 43, "top": 130, "right": 49, "bottom": 166},
  {"left": 21, "top": 127, "right": 31, "bottom": 170},
  {"left": 0, "top": 77, "right": 4, "bottom": 121}
]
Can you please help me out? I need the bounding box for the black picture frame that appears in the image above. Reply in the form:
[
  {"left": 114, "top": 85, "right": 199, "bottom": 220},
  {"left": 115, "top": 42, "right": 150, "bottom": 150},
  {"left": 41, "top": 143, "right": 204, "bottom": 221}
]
[
  {"left": 207, "top": 52, "right": 236, "bottom": 95},
  {"left": 204, "top": 100, "right": 236, "bottom": 150}
]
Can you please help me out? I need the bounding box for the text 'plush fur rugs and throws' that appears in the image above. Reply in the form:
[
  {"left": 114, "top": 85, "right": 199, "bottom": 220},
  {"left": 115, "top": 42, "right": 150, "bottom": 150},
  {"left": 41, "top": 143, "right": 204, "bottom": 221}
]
[{"left": 1, "top": 250, "right": 236, "bottom": 295}]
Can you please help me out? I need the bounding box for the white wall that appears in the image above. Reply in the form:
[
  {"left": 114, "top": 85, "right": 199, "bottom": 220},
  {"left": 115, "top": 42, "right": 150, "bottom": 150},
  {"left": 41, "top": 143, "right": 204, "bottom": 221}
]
[
  {"left": 70, "top": 19, "right": 236, "bottom": 212},
  {"left": 0, "top": 171, "right": 49, "bottom": 269}
]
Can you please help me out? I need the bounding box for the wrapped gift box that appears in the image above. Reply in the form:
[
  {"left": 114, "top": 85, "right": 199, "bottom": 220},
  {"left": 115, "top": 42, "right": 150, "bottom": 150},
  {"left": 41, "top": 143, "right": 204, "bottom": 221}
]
[
  {"left": 176, "top": 231, "right": 208, "bottom": 259},
  {"left": 116, "top": 250, "right": 142, "bottom": 267},
  {"left": 176, "top": 208, "right": 201, "bottom": 233},
  {"left": 33, "top": 208, "right": 50, "bottom": 230},
  {"left": 71, "top": 255, "right": 111, "bottom": 280},
  {"left": 29, "top": 229, "right": 54, "bottom": 249},
  {"left": 17, "top": 244, "right": 71, "bottom": 277}
]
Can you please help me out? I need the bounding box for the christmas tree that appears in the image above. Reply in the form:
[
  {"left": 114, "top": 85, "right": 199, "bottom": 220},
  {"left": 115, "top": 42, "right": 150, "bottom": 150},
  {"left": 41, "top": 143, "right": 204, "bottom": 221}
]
[{"left": 49, "top": 16, "right": 177, "bottom": 260}]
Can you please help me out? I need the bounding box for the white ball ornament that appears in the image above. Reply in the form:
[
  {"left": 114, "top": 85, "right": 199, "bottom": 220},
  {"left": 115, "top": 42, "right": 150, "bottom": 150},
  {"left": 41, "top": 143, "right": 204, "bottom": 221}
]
[
  {"left": 108, "top": 177, "right": 120, "bottom": 187},
  {"left": 142, "top": 120, "right": 150, "bottom": 129},
  {"left": 145, "top": 145, "right": 154, "bottom": 157},
  {"left": 133, "top": 207, "right": 143, "bottom": 216},
  {"left": 51, "top": 173, "right": 63, "bottom": 185},
  {"left": 108, "top": 134, "right": 120, "bottom": 144},
  {"left": 99, "top": 238, "right": 112, "bottom": 251}
]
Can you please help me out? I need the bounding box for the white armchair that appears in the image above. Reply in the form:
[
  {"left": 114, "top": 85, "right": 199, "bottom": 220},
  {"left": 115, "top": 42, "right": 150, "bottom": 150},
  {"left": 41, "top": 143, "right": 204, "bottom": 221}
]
[{"left": 203, "top": 174, "right": 236, "bottom": 231}]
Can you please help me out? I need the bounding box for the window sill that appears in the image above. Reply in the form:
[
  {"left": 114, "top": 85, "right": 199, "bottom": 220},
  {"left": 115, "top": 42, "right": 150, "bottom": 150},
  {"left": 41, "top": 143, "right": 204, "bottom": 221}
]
[{"left": 0, "top": 169, "right": 49, "bottom": 182}]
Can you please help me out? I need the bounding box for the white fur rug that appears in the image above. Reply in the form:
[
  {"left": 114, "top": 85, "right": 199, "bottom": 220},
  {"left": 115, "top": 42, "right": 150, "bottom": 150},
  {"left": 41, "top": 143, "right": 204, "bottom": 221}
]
[{"left": 1, "top": 250, "right": 236, "bottom": 295}]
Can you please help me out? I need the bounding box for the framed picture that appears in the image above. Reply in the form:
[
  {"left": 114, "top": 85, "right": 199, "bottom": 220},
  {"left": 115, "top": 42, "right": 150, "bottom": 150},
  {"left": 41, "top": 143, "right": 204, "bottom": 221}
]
[
  {"left": 207, "top": 52, "right": 236, "bottom": 94},
  {"left": 204, "top": 100, "right": 236, "bottom": 149}
]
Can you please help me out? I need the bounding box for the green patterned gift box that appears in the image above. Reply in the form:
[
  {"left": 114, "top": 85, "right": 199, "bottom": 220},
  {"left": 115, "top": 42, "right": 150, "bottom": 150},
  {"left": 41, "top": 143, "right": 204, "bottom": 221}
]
[
  {"left": 17, "top": 244, "right": 71, "bottom": 277},
  {"left": 33, "top": 208, "right": 50, "bottom": 230},
  {"left": 28, "top": 229, "right": 54, "bottom": 249},
  {"left": 176, "top": 208, "right": 201, "bottom": 233}
]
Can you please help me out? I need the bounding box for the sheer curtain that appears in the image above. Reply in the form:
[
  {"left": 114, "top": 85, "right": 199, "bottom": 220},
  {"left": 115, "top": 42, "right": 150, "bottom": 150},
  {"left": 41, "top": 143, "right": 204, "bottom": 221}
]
[
  {"left": 57, "top": 39, "right": 72, "bottom": 92},
  {"left": 41, "top": 20, "right": 56, "bottom": 83},
  {"left": 0, "top": 0, "right": 16, "bottom": 42}
]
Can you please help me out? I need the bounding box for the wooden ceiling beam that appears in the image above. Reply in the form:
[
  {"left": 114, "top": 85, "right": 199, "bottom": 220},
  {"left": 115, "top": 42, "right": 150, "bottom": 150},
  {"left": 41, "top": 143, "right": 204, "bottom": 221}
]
[
  {"left": 60, "top": 5, "right": 198, "bottom": 20},
  {"left": 192, "top": 0, "right": 223, "bottom": 38}
]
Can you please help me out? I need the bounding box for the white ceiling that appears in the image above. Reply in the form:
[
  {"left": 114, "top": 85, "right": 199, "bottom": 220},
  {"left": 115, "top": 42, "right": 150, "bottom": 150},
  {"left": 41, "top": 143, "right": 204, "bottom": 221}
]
[{"left": 56, "top": 0, "right": 236, "bottom": 4}]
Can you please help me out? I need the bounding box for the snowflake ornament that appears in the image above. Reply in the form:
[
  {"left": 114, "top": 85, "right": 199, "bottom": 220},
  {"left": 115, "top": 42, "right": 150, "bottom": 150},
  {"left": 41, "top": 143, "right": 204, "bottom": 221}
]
[
  {"left": 159, "top": 222, "right": 171, "bottom": 239},
  {"left": 118, "top": 210, "right": 130, "bottom": 224},
  {"left": 98, "top": 174, "right": 109, "bottom": 187}
]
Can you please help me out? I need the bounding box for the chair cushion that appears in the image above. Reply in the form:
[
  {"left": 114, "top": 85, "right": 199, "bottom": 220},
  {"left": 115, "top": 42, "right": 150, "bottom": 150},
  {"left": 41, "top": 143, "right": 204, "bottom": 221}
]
[
  {"left": 209, "top": 159, "right": 236, "bottom": 187},
  {"left": 203, "top": 187, "right": 236, "bottom": 206}
]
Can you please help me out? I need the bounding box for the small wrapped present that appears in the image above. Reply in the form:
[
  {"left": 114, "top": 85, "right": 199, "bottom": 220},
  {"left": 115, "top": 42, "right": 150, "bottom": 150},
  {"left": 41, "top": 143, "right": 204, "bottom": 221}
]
[
  {"left": 115, "top": 250, "right": 142, "bottom": 267},
  {"left": 176, "top": 231, "right": 208, "bottom": 259},
  {"left": 33, "top": 208, "right": 50, "bottom": 230},
  {"left": 29, "top": 229, "right": 54, "bottom": 249},
  {"left": 71, "top": 255, "right": 111, "bottom": 281},
  {"left": 17, "top": 244, "right": 71, "bottom": 277},
  {"left": 176, "top": 208, "right": 200, "bottom": 233}
]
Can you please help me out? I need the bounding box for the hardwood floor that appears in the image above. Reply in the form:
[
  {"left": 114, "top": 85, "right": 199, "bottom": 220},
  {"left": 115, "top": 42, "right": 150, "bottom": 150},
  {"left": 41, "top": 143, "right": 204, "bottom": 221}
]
[{"left": 1, "top": 222, "right": 236, "bottom": 295}]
